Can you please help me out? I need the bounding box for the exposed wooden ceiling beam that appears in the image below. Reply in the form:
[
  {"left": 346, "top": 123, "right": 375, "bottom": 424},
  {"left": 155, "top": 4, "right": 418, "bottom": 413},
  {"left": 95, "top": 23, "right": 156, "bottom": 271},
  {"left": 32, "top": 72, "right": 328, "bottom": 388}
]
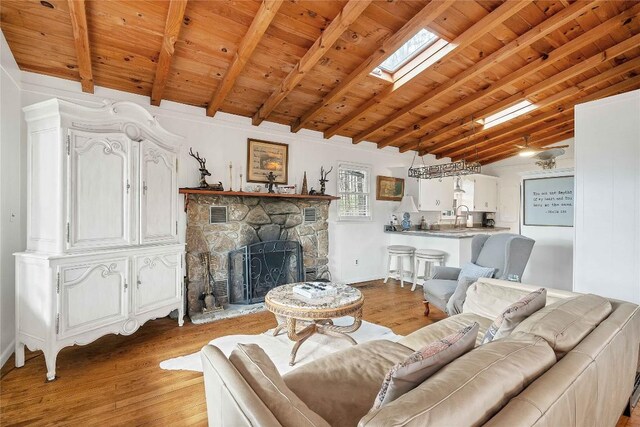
[
  {"left": 251, "top": 0, "right": 372, "bottom": 126},
  {"left": 206, "top": 0, "right": 283, "bottom": 117},
  {"left": 439, "top": 74, "right": 640, "bottom": 161},
  {"left": 359, "top": 0, "right": 597, "bottom": 146},
  {"left": 478, "top": 131, "right": 575, "bottom": 165},
  {"left": 67, "top": 0, "right": 94, "bottom": 93},
  {"left": 150, "top": 0, "right": 188, "bottom": 106},
  {"left": 323, "top": 0, "right": 530, "bottom": 140},
  {"left": 435, "top": 44, "right": 640, "bottom": 159},
  {"left": 289, "top": 0, "right": 455, "bottom": 133},
  {"left": 453, "top": 117, "right": 575, "bottom": 163},
  {"left": 427, "top": 56, "right": 640, "bottom": 158},
  {"left": 401, "top": 31, "right": 640, "bottom": 154},
  {"left": 391, "top": 2, "right": 640, "bottom": 151}
]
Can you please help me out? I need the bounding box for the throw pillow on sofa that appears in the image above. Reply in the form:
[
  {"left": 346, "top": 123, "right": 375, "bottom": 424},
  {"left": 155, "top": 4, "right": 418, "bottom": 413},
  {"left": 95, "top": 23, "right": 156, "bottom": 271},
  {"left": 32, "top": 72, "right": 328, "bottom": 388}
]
[
  {"left": 372, "top": 322, "right": 479, "bottom": 410},
  {"left": 482, "top": 288, "right": 547, "bottom": 344}
]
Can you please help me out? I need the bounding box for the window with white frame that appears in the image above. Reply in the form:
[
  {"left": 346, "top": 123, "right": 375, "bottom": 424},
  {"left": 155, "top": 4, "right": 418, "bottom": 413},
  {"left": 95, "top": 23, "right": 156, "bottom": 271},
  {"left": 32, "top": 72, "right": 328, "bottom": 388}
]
[{"left": 337, "top": 163, "right": 371, "bottom": 220}]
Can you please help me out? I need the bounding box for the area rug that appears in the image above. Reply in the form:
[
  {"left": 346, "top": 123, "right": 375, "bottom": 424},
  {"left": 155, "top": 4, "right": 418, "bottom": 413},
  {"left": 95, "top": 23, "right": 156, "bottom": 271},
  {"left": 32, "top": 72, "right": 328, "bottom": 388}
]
[{"left": 160, "top": 317, "right": 402, "bottom": 375}]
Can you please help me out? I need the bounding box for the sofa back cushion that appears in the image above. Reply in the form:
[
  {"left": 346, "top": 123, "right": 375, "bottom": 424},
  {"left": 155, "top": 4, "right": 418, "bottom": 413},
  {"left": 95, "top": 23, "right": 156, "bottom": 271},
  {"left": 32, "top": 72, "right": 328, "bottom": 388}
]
[
  {"left": 485, "top": 301, "right": 640, "bottom": 427},
  {"left": 513, "top": 294, "right": 612, "bottom": 358},
  {"left": 359, "top": 334, "right": 556, "bottom": 427},
  {"left": 229, "top": 343, "right": 330, "bottom": 427}
]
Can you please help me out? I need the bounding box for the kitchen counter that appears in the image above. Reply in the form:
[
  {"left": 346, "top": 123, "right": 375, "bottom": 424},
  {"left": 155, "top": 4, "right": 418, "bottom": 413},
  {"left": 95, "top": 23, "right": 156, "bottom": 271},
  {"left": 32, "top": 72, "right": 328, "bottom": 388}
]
[
  {"left": 384, "top": 226, "right": 510, "bottom": 239},
  {"left": 385, "top": 226, "right": 512, "bottom": 269}
]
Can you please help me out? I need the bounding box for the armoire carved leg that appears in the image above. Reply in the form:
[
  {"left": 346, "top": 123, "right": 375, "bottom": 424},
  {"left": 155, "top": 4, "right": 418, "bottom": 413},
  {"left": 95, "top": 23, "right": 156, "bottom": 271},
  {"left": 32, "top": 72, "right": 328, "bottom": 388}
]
[
  {"left": 15, "top": 341, "right": 25, "bottom": 368},
  {"left": 177, "top": 305, "right": 185, "bottom": 327},
  {"left": 423, "top": 301, "right": 430, "bottom": 317},
  {"left": 44, "top": 349, "right": 58, "bottom": 382}
]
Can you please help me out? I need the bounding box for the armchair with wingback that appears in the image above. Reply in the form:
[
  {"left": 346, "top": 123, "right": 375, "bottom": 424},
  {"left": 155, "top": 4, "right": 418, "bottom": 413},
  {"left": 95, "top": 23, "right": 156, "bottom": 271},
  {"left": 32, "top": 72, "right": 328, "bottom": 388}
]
[{"left": 422, "top": 233, "right": 535, "bottom": 316}]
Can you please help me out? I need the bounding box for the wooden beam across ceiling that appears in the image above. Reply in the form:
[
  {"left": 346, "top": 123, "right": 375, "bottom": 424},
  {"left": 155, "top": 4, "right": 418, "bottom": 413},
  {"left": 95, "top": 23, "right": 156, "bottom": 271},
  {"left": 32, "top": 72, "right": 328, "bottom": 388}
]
[
  {"left": 289, "top": 0, "right": 455, "bottom": 133},
  {"left": 67, "top": 0, "right": 93, "bottom": 93},
  {"left": 392, "top": 1, "right": 640, "bottom": 152},
  {"left": 439, "top": 73, "right": 640, "bottom": 160},
  {"left": 322, "top": 0, "right": 532, "bottom": 140},
  {"left": 251, "top": 0, "right": 372, "bottom": 126},
  {"left": 359, "top": 0, "right": 597, "bottom": 147},
  {"left": 434, "top": 36, "right": 640, "bottom": 159},
  {"left": 150, "top": 0, "right": 188, "bottom": 107},
  {"left": 206, "top": 0, "right": 284, "bottom": 117},
  {"left": 479, "top": 131, "right": 576, "bottom": 165}
]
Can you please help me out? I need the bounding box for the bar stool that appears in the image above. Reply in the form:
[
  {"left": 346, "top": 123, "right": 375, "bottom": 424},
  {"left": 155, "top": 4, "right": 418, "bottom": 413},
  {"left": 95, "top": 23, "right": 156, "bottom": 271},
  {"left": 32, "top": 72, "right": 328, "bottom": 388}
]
[
  {"left": 384, "top": 245, "right": 416, "bottom": 288},
  {"left": 412, "top": 249, "right": 447, "bottom": 292}
]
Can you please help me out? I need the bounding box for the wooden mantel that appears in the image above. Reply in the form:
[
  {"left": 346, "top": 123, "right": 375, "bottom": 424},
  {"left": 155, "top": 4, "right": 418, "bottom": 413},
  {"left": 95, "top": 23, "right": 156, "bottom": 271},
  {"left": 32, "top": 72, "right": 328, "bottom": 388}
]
[{"left": 179, "top": 188, "right": 339, "bottom": 211}]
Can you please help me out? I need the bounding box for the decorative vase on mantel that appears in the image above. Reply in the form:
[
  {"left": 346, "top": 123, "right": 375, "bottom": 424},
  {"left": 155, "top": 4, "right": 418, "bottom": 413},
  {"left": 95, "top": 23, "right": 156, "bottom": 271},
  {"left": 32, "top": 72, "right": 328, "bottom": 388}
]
[{"left": 301, "top": 171, "right": 309, "bottom": 195}]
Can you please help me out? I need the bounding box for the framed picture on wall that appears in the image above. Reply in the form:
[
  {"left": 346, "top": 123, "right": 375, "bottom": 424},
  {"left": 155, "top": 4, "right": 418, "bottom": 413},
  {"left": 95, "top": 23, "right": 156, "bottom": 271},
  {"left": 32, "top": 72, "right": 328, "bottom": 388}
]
[
  {"left": 376, "top": 176, "right": 404, "bottom": 201},
  {"left": 522, "top": 175, "right": 574, "bottom": 227},
  {"left": 246, "top": 138, "right": 289, "bottom": 184}
]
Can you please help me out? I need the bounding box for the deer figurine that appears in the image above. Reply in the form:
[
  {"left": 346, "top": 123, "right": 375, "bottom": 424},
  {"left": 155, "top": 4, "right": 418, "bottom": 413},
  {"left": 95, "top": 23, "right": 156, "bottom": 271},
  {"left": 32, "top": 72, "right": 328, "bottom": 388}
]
[
  {"left": 319, "top": 166, "right": 333, "bottom": 195},
  {"left": 189, "top": 148, "right": 212, "bottom": 189}
]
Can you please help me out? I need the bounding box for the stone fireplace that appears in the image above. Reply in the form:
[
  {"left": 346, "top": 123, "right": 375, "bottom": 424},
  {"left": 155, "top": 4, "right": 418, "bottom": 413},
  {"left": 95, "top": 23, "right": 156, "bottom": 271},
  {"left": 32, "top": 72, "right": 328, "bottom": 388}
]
[{"left": 182, "top": 191, "right": 335, "bottom": 323}]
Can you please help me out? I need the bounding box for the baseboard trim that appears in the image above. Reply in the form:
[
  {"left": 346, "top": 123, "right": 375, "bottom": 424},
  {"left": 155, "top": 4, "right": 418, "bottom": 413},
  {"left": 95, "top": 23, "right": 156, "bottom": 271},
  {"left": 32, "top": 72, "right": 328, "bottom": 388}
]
[{"left": 1, "top": 340, "right": 15, "bottom": 369}]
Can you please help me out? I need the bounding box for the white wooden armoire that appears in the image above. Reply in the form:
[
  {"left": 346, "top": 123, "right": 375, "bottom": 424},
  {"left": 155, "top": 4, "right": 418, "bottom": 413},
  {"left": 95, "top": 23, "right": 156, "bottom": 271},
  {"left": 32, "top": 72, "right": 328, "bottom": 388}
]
[{"left": 15, "top": 99, "right": 184, "bottom": 381}]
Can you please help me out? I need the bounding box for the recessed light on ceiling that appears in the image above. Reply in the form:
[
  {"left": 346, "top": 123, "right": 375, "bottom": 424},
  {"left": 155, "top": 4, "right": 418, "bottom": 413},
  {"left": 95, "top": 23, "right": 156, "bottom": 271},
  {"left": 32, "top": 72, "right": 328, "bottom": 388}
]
[
  {"left": 477, "top": 100, "right": 537, "bottom": 129},
  {"left": 40, "top": 1, "right": 54, "bottom": 8}
]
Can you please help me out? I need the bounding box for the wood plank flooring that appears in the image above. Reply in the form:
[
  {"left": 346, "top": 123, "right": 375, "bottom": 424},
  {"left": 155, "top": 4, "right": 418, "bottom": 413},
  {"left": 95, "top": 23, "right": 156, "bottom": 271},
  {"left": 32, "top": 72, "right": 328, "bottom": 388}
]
[{"left": 0, "top": 279, "right": 637, "bottom": 426}]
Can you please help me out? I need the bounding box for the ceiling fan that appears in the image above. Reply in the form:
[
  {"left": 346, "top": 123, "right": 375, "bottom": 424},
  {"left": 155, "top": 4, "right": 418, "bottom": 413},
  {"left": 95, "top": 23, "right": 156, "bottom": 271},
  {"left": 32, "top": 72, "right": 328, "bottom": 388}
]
[{"left": 516, "top": 135, "right": 569, "bottom": 157}]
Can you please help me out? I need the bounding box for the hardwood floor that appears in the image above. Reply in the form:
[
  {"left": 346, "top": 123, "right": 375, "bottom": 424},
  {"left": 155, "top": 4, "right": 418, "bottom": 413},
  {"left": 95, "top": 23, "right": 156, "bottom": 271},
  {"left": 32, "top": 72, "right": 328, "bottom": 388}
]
[{"left": 0, "top": 279, "right": 637, "bottom": 426}]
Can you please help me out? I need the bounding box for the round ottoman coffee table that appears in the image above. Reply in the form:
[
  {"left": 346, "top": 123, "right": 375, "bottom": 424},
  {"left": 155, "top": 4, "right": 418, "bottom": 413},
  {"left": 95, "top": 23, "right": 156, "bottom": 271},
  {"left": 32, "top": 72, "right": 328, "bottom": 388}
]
[{"left": 265, "top": 282, "right": 364, "bottom": 366}]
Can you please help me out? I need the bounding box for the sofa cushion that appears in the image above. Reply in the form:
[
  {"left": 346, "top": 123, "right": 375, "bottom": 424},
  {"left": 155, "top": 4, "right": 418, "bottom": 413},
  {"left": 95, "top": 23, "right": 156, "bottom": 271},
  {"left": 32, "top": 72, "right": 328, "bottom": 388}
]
[
  {"left": 398, "top": 313, "right": 492, "bottom": 350},
  {"left": 373, "top": 323, "right": 479, "bottom": 409},
  {"left": 283, "top": 340, "right": 412, "bottom": 427},
  {"left": 229, "top": 343, "right": 330, "bottom": 427},
  {"left": 359, "top": 334, "right": 556, "bottom": 427},
  {"left": 513, "top": 294, "right": 612, "bottom": 358},
  {"left": 482, "top": 288, "right": 547, "bottom": 344}
]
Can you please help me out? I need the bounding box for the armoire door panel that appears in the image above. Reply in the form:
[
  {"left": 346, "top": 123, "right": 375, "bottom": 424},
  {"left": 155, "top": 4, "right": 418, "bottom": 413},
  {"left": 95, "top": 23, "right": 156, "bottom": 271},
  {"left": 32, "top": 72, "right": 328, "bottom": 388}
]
[
  {"left": 59, "top": 258, "right": 129, "bottom": 338},
  {"left": 134, "top": 253, "right": 181, "bottom": 314},
  {"left": 140, "top": 139, "right": 177, "bottom": 244},
  {"left": 68, "top": 130, "right": 133, "bottom": 250}
]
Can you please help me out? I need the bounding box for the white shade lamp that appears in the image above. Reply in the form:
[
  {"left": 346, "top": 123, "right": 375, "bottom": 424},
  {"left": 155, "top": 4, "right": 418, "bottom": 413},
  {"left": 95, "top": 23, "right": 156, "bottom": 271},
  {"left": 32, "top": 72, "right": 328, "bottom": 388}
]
[{"left": 397, "top": 195, "right": 418, "bottom": 230}]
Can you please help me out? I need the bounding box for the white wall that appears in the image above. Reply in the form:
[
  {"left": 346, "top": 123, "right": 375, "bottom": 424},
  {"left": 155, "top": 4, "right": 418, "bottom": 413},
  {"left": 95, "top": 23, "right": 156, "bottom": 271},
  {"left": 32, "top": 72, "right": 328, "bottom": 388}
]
[
  {"left": 20, "top": 71, "right": 436, "bottom": 285},
  {"left": 483, "top": 139, "right": 575, "bottom": 290},
  {"left": 0, "top": 31, "right": 24, "bottom": 367}
]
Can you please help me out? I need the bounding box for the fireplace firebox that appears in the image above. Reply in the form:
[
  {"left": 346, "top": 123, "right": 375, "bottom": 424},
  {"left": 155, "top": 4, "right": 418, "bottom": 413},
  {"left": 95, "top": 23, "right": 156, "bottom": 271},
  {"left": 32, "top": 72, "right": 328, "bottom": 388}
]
[{"left": 228, "top": 240, "right": 304, "bottom": 304}]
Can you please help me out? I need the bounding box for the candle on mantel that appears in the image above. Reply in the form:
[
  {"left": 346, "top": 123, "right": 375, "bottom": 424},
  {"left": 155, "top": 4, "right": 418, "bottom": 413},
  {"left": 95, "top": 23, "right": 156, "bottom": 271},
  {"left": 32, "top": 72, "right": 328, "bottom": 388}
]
[
  {"left": 228, "top": 161, "right": 233, "bottom": 192},
  {"left": 239, "top": 166, "right": 243, "bottom": 192}
]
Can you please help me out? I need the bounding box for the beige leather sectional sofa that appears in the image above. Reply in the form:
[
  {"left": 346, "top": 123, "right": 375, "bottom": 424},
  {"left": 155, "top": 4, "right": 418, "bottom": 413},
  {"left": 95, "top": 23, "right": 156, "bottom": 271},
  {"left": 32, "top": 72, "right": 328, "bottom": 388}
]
[{"left": 201, "top": 278, "right": 640, "bottom": 426}]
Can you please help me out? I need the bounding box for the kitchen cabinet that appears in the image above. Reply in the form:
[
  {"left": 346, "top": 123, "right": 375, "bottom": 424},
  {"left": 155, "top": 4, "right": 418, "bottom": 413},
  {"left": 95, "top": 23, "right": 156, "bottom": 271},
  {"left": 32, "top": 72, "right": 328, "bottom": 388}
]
[
  {"left": 460, "top": 174, "right": 498, "bottom": 212},
  {"left": 418, "top": 177, "right": 454, "bottom": 211},
  {"left": 418, "top": 175, "right": 498, "bottom": 212},
  {"left": 15, "top": 98, "right": 184, "bottom": 381}
]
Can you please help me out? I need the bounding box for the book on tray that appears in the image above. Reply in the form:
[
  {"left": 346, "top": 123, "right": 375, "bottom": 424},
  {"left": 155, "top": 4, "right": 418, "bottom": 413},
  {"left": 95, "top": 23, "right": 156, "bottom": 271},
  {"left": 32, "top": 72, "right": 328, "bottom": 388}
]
[{"left": 293, "top": 282, "right": 337, "bottom": 299}]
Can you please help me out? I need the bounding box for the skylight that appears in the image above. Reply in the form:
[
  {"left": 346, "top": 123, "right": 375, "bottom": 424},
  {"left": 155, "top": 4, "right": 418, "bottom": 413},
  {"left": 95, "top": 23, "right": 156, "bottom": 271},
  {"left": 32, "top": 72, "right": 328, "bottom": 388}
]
[
  {"left": 479, "top": 100, "right": 537, "bottom": 129},
  {"left": 378, "top": 29, "right": 440, "bottom": 73}
]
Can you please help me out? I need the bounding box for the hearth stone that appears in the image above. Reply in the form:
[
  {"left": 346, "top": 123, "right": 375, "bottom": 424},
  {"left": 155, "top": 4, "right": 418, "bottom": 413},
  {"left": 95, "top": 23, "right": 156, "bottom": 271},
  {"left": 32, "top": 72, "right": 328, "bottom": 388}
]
[{"left": 184, "top": 194, "right": 332, "bottom": 321}]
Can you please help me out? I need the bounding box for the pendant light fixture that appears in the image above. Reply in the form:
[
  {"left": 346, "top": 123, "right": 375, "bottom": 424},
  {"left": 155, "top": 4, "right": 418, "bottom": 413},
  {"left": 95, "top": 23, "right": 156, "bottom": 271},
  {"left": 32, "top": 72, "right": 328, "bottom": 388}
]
[{"left": 408, "top": 116, "right": 481, "bottom": 180}]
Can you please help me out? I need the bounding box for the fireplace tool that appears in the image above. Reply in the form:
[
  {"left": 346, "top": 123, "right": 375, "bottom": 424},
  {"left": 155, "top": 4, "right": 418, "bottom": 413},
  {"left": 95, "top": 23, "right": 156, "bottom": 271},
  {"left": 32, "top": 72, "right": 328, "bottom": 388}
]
[{"left": 199, "top": 252, "right": 224, "bottom": 313}]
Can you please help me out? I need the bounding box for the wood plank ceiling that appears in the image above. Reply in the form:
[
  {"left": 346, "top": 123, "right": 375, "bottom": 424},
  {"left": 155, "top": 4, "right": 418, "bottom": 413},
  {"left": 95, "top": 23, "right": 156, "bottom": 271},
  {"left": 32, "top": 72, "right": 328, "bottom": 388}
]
[{"left": 2, "top": 0, "right": 639, "bottom": 164}]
